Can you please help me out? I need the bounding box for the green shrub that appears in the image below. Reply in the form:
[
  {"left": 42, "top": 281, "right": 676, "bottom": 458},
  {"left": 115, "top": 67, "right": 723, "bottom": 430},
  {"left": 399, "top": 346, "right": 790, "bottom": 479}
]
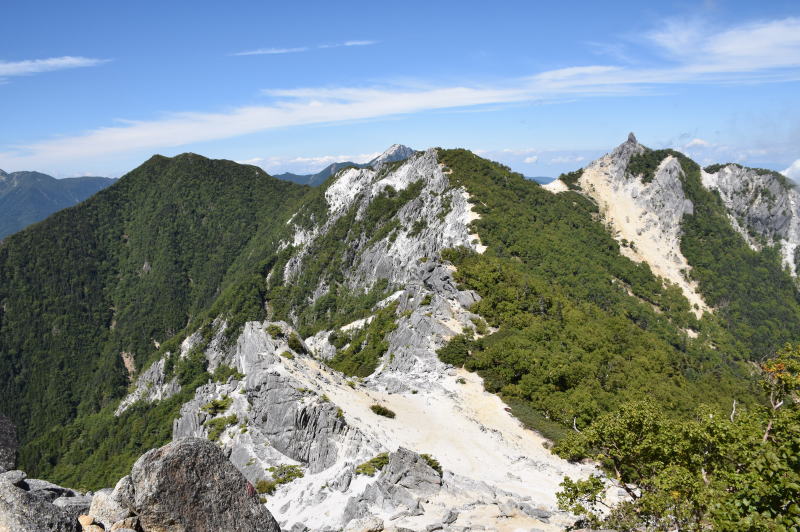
[
  {"left": 212, "top": 364, "right": 244, "bottom": 382},
  {"left": 558, "top": 169, "right": 583, "bottom": 190},
  {"left": 257, "top": 464, "right": 305, "bottom": 494},
  {"left": 436, "top": 333, "right": 475, "bottom": 367},
  {"left": 420, "top": 453, "right": 442, "bottom": 476},
  {"left": 420, "top": 294, "right": 433, "bottom": 306},
  {"left": 355, "top": 452, "right": 390, "bottom": 476},
  {"left": 288, "top": 332, "right": 306, "bottom": 353},
  {"left": 328, "top": 302, "right": 399, "bottom": 377},
  {"left": 204, "top": 414, "right": 237, "bottom": 441},
  {"left": 279, "top": 351, "right": 294, "bottom": 360},
  {"left": 471, "top": 316, "right": 489, "bottom": 335},
  {"left": 409, "top": 219, "right": 427, "bottom": 237},
  {"left": 266, "top": 324, "right": 284, "bottom": 338},
  {"left": 328, "top": 330, "right": 351, "bottom": 349},
  {"left": 174, "top": 346, "right": 210, "bottom": 388},
  {"left": 201, "top": 395, "right": 232, "bottom": 415},
  {"left": 255, "top": 479, "right": 277, "bottom": 495},
  {"left": 370, "top": 404, "right": 395, "bottom": 418}
]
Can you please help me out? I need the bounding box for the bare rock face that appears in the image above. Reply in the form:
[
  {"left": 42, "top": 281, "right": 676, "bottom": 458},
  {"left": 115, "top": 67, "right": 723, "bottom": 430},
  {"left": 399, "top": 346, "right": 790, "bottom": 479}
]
[
  {"left": 0, "top": 470, "right": 80, "bottom": 532},
  {"left": 116, "top": 437, "right": 281, "bottom": 532},
  {"left": 342, "top": 448, "right": 442, "bottom": 526},
  {"left": 88, "top": 487, "right": 131, "bottom": 529}
]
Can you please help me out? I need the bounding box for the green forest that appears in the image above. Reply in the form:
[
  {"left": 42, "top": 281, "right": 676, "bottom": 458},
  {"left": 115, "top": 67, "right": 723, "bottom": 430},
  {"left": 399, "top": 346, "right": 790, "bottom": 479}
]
[{"left": 0, "top": 154, "right": 307, "bottom": 471}]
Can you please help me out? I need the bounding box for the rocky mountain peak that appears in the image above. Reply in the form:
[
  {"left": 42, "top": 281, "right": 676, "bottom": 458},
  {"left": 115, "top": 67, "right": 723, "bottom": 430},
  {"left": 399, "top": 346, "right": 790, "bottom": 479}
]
[
  {"left": 609, "top": 132, "right": 646, "bottom": 167},
  {"left": 369, "top": 144, "right": 415, "bottom": 168},
  {"left": 0, "top": 169, "right": 7, "bottom": 178}
]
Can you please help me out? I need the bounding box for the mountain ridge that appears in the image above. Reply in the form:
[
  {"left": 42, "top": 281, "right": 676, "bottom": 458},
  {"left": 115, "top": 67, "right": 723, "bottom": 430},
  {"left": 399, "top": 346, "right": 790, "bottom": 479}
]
[
  {"left": 1, "top": 137, "right": 798, "bottom": 530},
  {"left": 0, "top": 170, "right": 116, "bottom": 239}
]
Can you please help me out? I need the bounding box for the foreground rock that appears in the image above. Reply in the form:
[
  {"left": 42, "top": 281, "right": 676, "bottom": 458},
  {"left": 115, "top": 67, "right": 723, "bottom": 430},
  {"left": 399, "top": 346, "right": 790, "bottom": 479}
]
[
  {"left": 115, "top": 437, "right": 281, "bottom": 532},
  {"left": 0, "top": 469, "right": 81, "bottom": 532}
]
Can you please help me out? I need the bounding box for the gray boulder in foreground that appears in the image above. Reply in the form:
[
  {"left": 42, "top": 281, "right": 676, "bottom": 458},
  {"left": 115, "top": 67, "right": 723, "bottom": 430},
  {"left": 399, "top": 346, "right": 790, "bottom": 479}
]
[
  {"left": 116, "top": 437, "right": 281, "bottom": 532},
  {"left": 0, "top": 470, "right": 79, "bottom": 532}
]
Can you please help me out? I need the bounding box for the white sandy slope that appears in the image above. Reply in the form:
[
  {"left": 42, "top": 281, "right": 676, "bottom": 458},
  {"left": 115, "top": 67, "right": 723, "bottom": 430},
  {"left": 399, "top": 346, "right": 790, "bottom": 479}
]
[{"left": 267, "top": 348, "right": 595, "bottom": 531}]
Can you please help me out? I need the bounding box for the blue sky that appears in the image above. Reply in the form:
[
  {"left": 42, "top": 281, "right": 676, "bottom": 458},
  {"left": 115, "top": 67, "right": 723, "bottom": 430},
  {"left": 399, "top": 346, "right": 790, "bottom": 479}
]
[{"left": 1, "top": 0, "right": 800, "bottom": 179}]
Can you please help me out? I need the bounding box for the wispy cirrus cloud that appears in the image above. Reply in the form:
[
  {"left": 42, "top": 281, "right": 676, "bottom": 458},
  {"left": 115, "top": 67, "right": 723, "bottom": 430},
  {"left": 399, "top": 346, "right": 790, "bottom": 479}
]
[
  {"left": 234, "top": 40, "right": 377, "bottom": 56},
  {"left": 237, "top": 151, "right": 381, "bottom": 174},
  {"left": 0, "top": 56, "right": 108, "bottom": 80},
  {"left": 233, "top": 47, "right": 308, "bottom": 56},
  {"left": 4, "top": 17, "right": 800, "bottom": 170}
]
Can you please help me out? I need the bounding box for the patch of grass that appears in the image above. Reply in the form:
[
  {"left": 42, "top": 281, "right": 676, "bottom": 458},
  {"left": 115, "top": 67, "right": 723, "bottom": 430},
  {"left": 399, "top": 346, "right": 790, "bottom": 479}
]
[
  {"left": 279, "top": 351, "right": 294, "bottom": 360},
  {"left": 205, "top": 414, "right": 237, "bottom": 441},
  {"left": 355, "top": 452, "right": 390, "bottom": 476},
  {"left": 420, "top": 453, "right": 442, "bottom": 476}
]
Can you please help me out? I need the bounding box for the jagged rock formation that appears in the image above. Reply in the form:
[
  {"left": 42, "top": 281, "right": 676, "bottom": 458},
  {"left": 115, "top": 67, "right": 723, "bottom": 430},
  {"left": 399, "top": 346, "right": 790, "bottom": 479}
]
[
  {"left": 116, "top": 147, "right": 597, "bottom": 530},
  {"left": 275, "top": 144, "right": 416, "bottom": 187},
  {"left": 701, "top": 164, "right": 800, "bottom": 275},
  {"left": 548, "top": 134, "right": 708, "bottom": 313}
]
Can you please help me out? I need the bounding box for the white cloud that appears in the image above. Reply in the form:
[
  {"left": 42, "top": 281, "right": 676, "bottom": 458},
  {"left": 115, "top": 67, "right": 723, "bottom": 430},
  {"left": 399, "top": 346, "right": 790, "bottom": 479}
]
[
  {"left": 4, "top": 16, "right": 800, "bottom": 170},
  {"left": 233, "top": 47, "right": 308, "bottom": 56},
  {"left": 685, "top": 138, "right": 711, "bottom": 148},
  {"left": 235, "top": 40, "right": 377, "bottom": 56},
  {"left": 523, "top": 155, "right": 539, "bottom": 164},
  {"left": 783, "top": 159, "right": 800, "bottom": 180},
  {"left": 0, "top": 56, "right": 107, "bottom": 78},
  {"left": 235, "top": 157, "right": 264, "bottom": 165},
  {"left": 648, "top": 16, "right": 800, "bottom": 73},
  {"left": 549, "top": 155, "right": 585, "bottom": 164}
]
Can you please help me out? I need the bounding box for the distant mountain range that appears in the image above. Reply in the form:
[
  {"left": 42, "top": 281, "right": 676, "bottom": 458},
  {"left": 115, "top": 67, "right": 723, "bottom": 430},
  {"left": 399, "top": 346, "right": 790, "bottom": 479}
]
[
  {"left": 0, "top": 169, "right": 116, "bottom": 239},
  {"left": 272, "top": 145, "right": 554, "bottom": 187},
  {"left": 273, "top": 144, "right": 416, "bottom": 186}
]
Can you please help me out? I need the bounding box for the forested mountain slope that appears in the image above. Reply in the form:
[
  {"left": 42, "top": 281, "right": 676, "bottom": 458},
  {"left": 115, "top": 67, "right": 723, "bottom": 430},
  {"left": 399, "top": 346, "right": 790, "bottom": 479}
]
[
  {"left": 0, "top": 154, "right": 307, "bottom": 447},
  {"left": 1, "top": 139, "right": 798, "bottom": 530},
  {"left": 0, "top": 170, "right": 115, "bottom": 239}
]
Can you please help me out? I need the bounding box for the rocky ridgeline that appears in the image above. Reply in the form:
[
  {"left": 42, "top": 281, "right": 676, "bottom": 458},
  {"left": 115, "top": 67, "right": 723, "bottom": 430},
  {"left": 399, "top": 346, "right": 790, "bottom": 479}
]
[
  {"left": 548, "top": 134, "right": 800, "bottom": 311},
  {"left": 701, "top": 163, "right": 800, "bottom": 275},
  {"left": 0, "top": 438, "right": 279, "bottom": 532},
  {"left": 548, "top": 133, "right": 708, "bottom": 314},
  {"left": 111, "top": 146, "right": 596, "bottom": 530}
]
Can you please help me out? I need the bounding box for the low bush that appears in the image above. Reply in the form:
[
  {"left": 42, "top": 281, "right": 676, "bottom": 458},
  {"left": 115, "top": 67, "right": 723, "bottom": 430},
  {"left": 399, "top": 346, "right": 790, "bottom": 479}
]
[
  {"left": 370, "top": 404, "right": 396, "bottom": 418},
  {"left": 355, "top": 452, "right": 390, "bottom": 476},
  {"left": 201, "top": 395, "right": 232, "bottom": 415}
]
